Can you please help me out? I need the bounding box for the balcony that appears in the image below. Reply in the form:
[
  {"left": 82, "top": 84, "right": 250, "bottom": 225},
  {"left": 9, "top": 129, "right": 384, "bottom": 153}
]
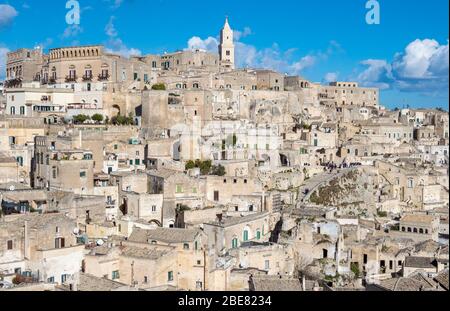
[
  {"left": 65, "top": 75, "right": 77, "bottom": 83},
  {"left": 98, "top": 73, "right": 110, "bottom": 81},
  {"left": 4, "top": 78, "right": 22, "bottom": 88},
  {"left": 82, "top": 74, "right": 93, "bottom": 82}
]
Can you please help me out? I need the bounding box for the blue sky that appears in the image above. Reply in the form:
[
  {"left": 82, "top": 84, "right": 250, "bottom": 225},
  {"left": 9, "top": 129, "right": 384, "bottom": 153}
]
[{"left": 0, "top": 0, "right": 448, "bottom": 109}]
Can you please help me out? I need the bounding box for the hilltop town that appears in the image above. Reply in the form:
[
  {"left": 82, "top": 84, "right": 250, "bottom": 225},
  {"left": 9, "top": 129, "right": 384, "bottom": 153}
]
[{"left": 0, "top": 18, "right": 448, "bottom": 292}]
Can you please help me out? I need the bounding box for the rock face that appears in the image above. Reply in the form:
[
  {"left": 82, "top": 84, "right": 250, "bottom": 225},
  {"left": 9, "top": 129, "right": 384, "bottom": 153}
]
[{"left": 307, "top": 169, "right": 378, "bottom": 217}]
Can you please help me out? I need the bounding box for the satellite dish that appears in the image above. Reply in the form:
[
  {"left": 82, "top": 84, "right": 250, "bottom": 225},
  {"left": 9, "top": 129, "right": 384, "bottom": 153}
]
[
  {"left": 96, "top": 239, "right": 105, "bottom": 246},
  {"left": 73, "top": 228, "right": 80, "bottom": 235}
]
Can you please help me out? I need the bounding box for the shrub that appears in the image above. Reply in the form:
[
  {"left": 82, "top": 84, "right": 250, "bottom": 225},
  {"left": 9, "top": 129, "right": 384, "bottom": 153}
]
[
  {"left": 185, "top": 160, "right": 196, "bottom": 170},
  {"left": 211, "top": 165, "right": 226, "bottom": 176},
  {"left": 351, "top": 263, "right": 360, "bottom": 278},
  {"left": 377, "top": 211, "right": 388, "bottom": 218},
  {"left": 151, "top": 83, "right": 166, "bottom": 90},
  {"left": 73, "top": 114, "right": 90, "bottom": 124},
  {"left": 91, "top": 114, "right": 104, "bottom": 123}
]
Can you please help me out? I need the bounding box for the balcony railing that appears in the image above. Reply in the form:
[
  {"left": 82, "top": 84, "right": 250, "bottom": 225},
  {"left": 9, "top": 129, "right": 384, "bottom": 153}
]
[
  {"left": 82, "top": 75, "right": 93, "bottom": 82},
  {"left": 65, "top": 75, "right": 77, "bottom": 83},
  {"left": 98, "top": 73, "right": 110, "bottom": 81},
  {"left": 48, "top": 78, "right": 57, "bottom": 85},
  {"left": 4, "top": 78, "right": 22, "bottom": 88}
]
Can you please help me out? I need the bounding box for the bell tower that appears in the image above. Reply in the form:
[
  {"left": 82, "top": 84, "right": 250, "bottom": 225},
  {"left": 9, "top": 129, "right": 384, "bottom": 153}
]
[{"left": 219, "top": 16, "right": 235, "bottom": 70}]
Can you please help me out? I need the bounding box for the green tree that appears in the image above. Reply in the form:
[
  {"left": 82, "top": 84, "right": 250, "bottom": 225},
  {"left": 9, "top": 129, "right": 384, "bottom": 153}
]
[
  {"left": 211, "top": 165, "right": 226, "bottom": 176},
  {"left": 91, "top": 114, "right": 104, "bottom": 123},
  {"left": 73, "top": 114, "right": 90, "bottom": 124},
  {"left": 151, "top": 83, "right": 166, "bottom": 90},
  {"left": 351, "top": 263, "right": 361, "bottom": 278},
  {"left": 199, "top": 160, "right": 212, "bottom": 175},
  {"left": 185, "top": 160, "right": 196, "bottom": 170}
]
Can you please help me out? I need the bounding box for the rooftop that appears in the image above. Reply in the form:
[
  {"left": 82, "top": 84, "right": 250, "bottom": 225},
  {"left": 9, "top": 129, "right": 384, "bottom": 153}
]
[{"left": 128, "top": 227, "right": 201, "bottom": 244}]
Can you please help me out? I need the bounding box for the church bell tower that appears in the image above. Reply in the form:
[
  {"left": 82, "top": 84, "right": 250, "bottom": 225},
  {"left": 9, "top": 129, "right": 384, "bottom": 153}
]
[{"left": 219, "top": 16, "right": 235, "bottom": 70}]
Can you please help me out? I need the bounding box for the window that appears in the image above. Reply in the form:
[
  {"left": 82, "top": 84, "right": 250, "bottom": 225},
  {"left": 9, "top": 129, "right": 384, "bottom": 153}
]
[
  {"left": 7, "top": 240, "right": 13, "bottom": 250},
  {"left": 176, "top": 185, "right": 183, "bottom": 194},
  {"left": 243, "top": 230, "right": 249, "bottom": 242},
  {"left": 168, "top": 271, "right": 174, "bottom": 282},
  {"left": 256, "top": 230, "right": 261, "bottom": 240},
  {"left": 363, "top": 254, "right": 368, "bottom": 264},
  {"left": 16, "top": 157, "right": 24, "bottom": 167},
  {"left": 61, "top": 274, "right": 69, "bottom": 283},
  {"left": 112, "top": 270, "right": 120, "bottom": 280},
  {"left": 152, "top": 205, "right": 157, "bottom": 212},
  {"left": 47, "top": 277, "right": 55, "bottom": 283},
  {"left": 80, "top": 171, "right": 87, "bottom": 178},
  {"left": 214, "top": 191, "right": 219, "bottom": 202},
  {"left": 55, "top": 238, "right": 65, "bottom": 249},
  {"left": 135, "top": 159, "right": 140, "bottom": 165},
  {"left": 183, "top": 243, "right": 190, "bottom": 250},
  {"left": 20, "top": 106, "right": 25, "bottom": 115},
  {"left": 144, "top": 276, "right": 148, "bottom": 283},
  {"left": 407, "top": 179, "right": 414, "bottom": 188},
  {"left": 232, "top": 238, "right": 238, "bottom": 249},
  {"left": 265, "top": 260, "right": 270, "bottom": 270},
  {"left": 10, "top": 106, "right": 15, "bottom": 115}
]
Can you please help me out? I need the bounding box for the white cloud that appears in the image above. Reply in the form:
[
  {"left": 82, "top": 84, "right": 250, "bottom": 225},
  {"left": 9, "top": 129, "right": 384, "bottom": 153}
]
[
  {"left": 62, "top": 24, "right": 83, "bottom": 38},
  {"left": 0, "top": 46, "right": 10, "bottom": 80},
  {"left": 234, "top": 27, "right": 252, "bottom": 41},
  {"left": 357, "top": 59, "right": 392, "bottom": 90},
  {"left": 104, "top": 16, "right": 141, "bottom": 58},
  {"left": 104, "top": 0, "right": 125, "bottom": 9},
  {"left": 355, "top": 39, "right": 449, "bottom": 93},
  {"left": 186, "top": 36, "right": 218, "bottom": 53},
  {"left": 0, "top": 4, "right": 18, "bottom": 29},
  {"left": 185, "top": 29, "right": 336, "bottom": 75},
  {"left": 105, "top": 16, "right": 118, "bottom": 37},
  {"left": 324, "top": 72, "right": 339, "bottom": 83}
]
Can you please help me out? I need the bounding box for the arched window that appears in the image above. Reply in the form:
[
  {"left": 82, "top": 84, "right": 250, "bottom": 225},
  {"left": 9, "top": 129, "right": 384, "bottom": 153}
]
[
  {"left": 401, "top": 227, "right": 406, "bottom": 232},
  {"left": 419, "top": 228, "right": 424, "bottom": 234},
  {"left": 407, "top": 227, "right": 412, "bottom": 233},
  {"left": 413, "top": 228, "right": 418, "bottom": 233},
  {"left": 10, "top": 106, "right": 15, "bottom": 115},
  {"left": 232, "top": 238, "right": 238, "bottom": 249},
  {"left": 243, "top": 229, "right": 249, "bottom": 242},
  {"left": 256, "top": 229, "right": 261, "bottom": 240},
  {"left": 20, "top": 106, "right": 25, "bottom": 115}
]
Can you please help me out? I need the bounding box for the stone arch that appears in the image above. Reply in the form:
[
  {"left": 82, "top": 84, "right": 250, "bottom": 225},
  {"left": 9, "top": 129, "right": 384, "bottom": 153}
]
[{"left": 112, "top": 104, "right": 121, "bottom": 116}]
